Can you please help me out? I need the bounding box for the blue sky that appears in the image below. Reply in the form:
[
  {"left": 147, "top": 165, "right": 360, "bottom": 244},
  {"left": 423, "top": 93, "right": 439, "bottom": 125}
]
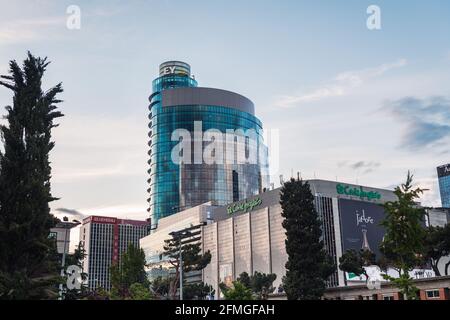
[{"left": 0, "top": 0, "right": 449, "bottom": 247}]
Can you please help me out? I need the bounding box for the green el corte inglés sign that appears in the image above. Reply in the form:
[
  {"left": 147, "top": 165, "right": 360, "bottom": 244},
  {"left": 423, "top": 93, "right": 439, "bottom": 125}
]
[
  {"left": 227, "top": 197, "right": 262, "bottom": 215},
  {"left": 336, "top": 184, "right": 381, "bottom": 201}
]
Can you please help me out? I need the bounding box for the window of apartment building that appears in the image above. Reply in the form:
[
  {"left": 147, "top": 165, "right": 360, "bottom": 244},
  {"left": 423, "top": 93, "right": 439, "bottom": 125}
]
[
  {"left": 383, "top": 294, "right": 394, "bottom": 300},
  {"left": 426, "top": 289, "right": 440, "bottom": 299}
]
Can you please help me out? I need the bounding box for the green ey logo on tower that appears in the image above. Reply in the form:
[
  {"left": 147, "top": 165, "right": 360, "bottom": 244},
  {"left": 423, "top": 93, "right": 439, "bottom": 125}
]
[
  {"left": 227, "top": 197, "right": 262, "bottom": 215},
  {"left": 336, "top": 184, "right": 381, "bottom": 201}
]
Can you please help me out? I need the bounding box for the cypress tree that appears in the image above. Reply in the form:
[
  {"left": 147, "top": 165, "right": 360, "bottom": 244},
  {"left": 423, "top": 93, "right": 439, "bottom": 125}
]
[
  {"left": 280, "top": 178, "right": 334, "bottom": 300},
  {"left": 0, "top": 52, "right": 63, "bottom": 299}
]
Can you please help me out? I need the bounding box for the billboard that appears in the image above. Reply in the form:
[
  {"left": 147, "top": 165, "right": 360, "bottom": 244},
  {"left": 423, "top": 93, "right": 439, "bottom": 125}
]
[
  {"left": 338, "top": 198, "right": 386, "bottom": 259},
  {"left": 346, "top": 266, "right": 435, "bottom": 282},
  {"left": 219, "top": 263, "right": 233, "bottom": 298}
]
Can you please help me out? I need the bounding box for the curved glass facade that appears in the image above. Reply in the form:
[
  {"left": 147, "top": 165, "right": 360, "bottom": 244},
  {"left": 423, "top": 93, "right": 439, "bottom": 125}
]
[{"left": 147, "top": 62, "right": 269, "bottom": 226}]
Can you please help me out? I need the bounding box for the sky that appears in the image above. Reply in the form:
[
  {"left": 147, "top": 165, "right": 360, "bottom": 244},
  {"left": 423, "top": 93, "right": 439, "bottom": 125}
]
[{"left": 0, "top": 0, "right": 449, "bottom": 250}]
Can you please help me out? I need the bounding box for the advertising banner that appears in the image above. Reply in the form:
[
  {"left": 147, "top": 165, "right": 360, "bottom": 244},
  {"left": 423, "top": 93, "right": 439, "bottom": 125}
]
[
  {"left": 338, "top": 198, "right": 386, "bottom": 259},
  {"left": 346, "top": 266, "right": 435, "bottom": 282}
]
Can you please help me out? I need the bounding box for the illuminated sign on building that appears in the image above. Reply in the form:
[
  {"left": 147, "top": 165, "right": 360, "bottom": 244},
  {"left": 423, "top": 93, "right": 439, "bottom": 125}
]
[
  {"left": 227, "top": 197, "right": 262, "bottom": 215},
  {"left": 159, "top": 62, "right": 190, "bottom": 76},
  {"left": 336, "top": 184, "right": 381, "bottom": 201}
]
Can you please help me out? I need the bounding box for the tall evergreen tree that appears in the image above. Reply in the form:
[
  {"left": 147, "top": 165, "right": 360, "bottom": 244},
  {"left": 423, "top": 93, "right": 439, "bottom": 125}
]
[
  {"left": 0, "top": 52, "right": 63, "bottom": 299},
  {"left": 280, "top": 178, "right": 334, "bottom": 300},
  {"left": 63, "top": 241, "right": 88, "bottom": 300}
]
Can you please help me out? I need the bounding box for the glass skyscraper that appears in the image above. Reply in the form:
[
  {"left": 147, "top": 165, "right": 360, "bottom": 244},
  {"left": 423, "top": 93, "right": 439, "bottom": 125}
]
[
  {"left": 437, "top": 164, "right": 450, "bottom": 208},
  {"left": 147, "top": 61, "right": 269, "bottom": 226}
]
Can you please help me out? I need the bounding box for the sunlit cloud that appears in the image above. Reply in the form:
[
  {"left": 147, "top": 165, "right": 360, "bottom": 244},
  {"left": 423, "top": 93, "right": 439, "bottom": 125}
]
[
  {"left": 0, "top": 16, "right": 66, "bottom": 45},
  {"left": 0, "top": 7, "right": 122, "bottom": 45},
  {"left": 276, "top": 59, "right": 407, "bottom": 107},
  {"left": 51, "top": 114, "right": 147, "bottom": 182}
]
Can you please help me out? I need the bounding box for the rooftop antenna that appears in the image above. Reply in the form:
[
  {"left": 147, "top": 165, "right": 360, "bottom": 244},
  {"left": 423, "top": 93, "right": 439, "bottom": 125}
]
[{"left": 297, "top": 171, "right": 301, "bottom": 181}]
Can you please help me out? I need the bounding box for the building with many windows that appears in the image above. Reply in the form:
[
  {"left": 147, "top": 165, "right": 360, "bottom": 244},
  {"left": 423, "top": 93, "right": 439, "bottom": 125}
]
[
  {"left": 80, "top": 216, "right": 150, "bottom": 291},
  {"left": 147, "top": 61, "right": 269, "bottom": 227},
  {"left": 438, "top": 163, "right": 450, "bottom": 208},
  {"left": 140, "top": 179, "right": 399, "bottom": 299}
]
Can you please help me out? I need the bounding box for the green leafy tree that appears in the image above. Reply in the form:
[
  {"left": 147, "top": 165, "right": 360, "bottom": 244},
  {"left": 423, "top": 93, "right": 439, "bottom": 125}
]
[
  {"left": 339, "top": 249, "right": 376, "bottom": 281},
  {"left": 423, "top": 224, "right": 450, "bottom": 276},
  {"left": 110, "top": 243, "right": 150, "bottom": 299},
  {"left": 151, "top": 276, "right": 170, "bottom": 299},
  {"left": 379, "top": 172, "right": 426, "bottom": 300},
  {"left": 280, "top": 178, "right": 334, "bottom": 300},
  {"left": 128, "top": 283, "right": 153, "bottom": 300},
  {"left": 220, "top": 281, "right": 253, "bottom": 300},
  {"left": 163, "top": 235, "right": 211, "bottom": 299},
  {"left": 183, "top": 282, "right": 215, "bottom": 300},
  {"left": 237, "top": 271, "right": 277, "bottom": 300},
  {"left": 0, "top": 52, "right": 63, "bottom": 300},
  {"left": 85, "top": 287, "right": 110, "bottom": 300},
  {"left": 237, "top": 271, "right": 251, "bottom": 288}
]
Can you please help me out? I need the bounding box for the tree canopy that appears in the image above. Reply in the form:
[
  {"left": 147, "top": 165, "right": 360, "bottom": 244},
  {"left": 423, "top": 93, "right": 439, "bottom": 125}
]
[
  {"left": 0, "top": 52, "right": 63, "bottom": 299},
  {"left": 110, "top": 243, "right": 150, "bottom": 299},
  {"left": 162, "top": 231, "right": 211, "bottom": 299},
  {"left": 379, "top": 172, "right": 427, "bottom": 300},
  {"left": 280, "top": 178, "right": 334, "bottom": 300},
  {"left": 423, "top": 224, "right": 450, "bottom": 276},
  {"left": 237, "top": 271, "right": 277, "bottom": 300},
  {"left": 339, "top": 249, "right": 376, "bottom": 280}
]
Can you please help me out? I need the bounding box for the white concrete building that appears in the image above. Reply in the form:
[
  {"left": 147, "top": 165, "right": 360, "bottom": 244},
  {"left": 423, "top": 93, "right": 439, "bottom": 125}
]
[{"left": 141, "top": 179, "right": 399, "bottom": 299}]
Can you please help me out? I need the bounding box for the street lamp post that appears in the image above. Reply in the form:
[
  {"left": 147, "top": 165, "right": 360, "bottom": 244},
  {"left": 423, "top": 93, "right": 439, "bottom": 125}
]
[
  {"left": 179, "top": 241, "right": 183, "bottom": 300},
  {"left": 169, "top": 222, "right": 206, "bottom": 300},
  {"left": 57, "top": 217, "right": 81, "bottom": 300}
]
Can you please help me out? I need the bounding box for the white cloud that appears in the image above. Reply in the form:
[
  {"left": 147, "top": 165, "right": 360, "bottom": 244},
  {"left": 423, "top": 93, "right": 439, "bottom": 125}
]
[
  {"left": 51, "top": 114, "right": 147, "bottom": 183},
  {"left": 276, "top": 59, "right": 407, "bottom": 107},
  {"left": 0, "top": 7, "right": 121, "bottom": 45},
  {"left": 0, "top": 16, "right": 66, "bottom": 45}
]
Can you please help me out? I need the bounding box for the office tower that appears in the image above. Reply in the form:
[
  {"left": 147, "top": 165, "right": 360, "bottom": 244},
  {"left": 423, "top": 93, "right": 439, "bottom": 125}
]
[
  {"left": 437, "top": 164, "right": 450, "bottom": 208},
  {"left": 147, "top": 61, "right": 269, "bottom": 226},
  {"left": 80, "top": 216, "right": 150, "bottom": 291}
]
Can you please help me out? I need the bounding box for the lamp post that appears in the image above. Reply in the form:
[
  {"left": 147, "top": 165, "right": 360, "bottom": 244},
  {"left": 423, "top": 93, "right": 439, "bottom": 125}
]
[
  {"left": 57, "top": 217, "right": 81, "bottom": 300},
  {"left": 169, "top": 222, "right": 206, "bottom": 300}
]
